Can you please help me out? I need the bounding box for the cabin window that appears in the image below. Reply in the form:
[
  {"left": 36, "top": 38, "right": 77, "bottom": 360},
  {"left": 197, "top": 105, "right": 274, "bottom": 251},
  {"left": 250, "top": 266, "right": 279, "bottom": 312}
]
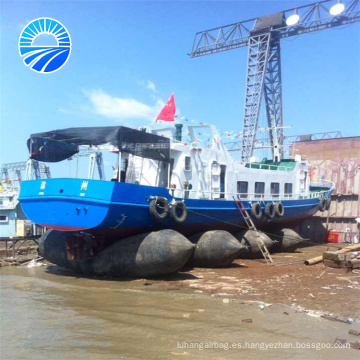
[
  {"left": 184, "top": 156, "right": 191, "bottom": 171},
  {"left": 271, "top": 182, "right": 280, "bottom": 198},
  {"left": 255, "top": 182, "right": 265, "bottom": 198},
  {"left": 0, "top": 215, "right": 8, "bottom": 222},
  {"left": 237, "top": 181, "right": 248, "bottom": 199},
  {"left": 285, "top": 183, "right": 293, "bottom": 197}
]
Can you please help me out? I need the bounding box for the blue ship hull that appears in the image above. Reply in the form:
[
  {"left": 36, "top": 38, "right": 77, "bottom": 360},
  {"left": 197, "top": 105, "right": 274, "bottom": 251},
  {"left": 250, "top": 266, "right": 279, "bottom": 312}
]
[{"left": 19, "top": 178, "right": 329, "bottom": 239}]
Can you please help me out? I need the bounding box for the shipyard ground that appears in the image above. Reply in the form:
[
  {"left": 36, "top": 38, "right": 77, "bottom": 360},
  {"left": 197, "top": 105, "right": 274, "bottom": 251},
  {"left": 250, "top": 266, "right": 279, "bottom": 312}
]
[
  {"left": 0, "top": 239, "right": 39, "bottom": 266},
  {"left": 156, "top": 244, "right": 360, "bottom": 320},
  {"left": 1, "top": 242, "right": 359, "bottom": 320}
]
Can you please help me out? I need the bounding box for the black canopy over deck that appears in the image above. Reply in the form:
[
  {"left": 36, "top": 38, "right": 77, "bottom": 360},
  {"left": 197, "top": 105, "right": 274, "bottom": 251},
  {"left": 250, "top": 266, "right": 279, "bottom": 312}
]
[{"left": 27, "top": 126, "right": 170, "bottom": 163}]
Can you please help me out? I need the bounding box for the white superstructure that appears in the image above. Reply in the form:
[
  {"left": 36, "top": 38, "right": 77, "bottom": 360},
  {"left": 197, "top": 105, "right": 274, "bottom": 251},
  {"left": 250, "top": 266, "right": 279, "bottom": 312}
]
[{"left": 122, "top": 124, "right": 324, "bottom": 201}]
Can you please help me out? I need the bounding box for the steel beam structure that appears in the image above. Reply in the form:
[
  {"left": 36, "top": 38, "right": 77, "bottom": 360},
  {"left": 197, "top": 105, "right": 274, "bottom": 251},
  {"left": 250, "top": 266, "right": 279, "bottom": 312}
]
[
  {"left": 264, "top": 39, "right": 283, "bottom": 161},
  {"left": 2, "top": 161, "right": 26, "bottom": 181},
  {"left": 87, "top": 152, "right": 105, "bottom": 180},
  {"left": 2, "top": 162, "right": 27, "bottom": 171},
  {"left": 70, "top": 148, "right": 105, "bottom": 180},
  {"left": 288, "top": 131, "right": 342, "bottom": 142},
  {"left": 190, "top": 0, "right": 360, "bottom": 162},
  {"left": 1, "top": 160, "right": 51, "bottom": 181},
  {"left": 190, "top": 0, "right": 360, "bottom": 58},
  {"left": 241, "top": 33, "right": 271, "bottom": 162},
  {"left": 15, "top": 170, "right": 22, "bottom": 184},
  {"left": 224, "top": 130, "right": 342, "bottom": 152},
  {"left": 32, "top": 160, "right": 41, "bottom": 180}
]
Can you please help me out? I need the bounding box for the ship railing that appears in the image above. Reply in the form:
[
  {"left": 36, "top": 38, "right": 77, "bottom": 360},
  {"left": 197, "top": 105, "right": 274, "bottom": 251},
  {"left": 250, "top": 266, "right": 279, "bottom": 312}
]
[
  {"left": 310, "top": 180, "right": 336, "bottom": 191},
  {"left": 308, "top": 190, "right": 331, "bottom": 199},
  {"left": 167, "top": 188, "right": 330, "bottom": 201},
  {"left": 243, "top": 162, "right": 294, "bottom": 172},
  {"left": 0, "top": 184, "right": 19, "bottom": 195}
]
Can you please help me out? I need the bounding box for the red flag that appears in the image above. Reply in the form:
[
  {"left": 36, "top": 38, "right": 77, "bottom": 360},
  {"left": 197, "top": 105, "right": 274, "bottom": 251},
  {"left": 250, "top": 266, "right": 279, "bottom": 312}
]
[
  {"left": 309, "top": 166, "right": 314, "bottom": 181},
  {"left": 156, "top": 94, "right": 176, "bottom": 122}
]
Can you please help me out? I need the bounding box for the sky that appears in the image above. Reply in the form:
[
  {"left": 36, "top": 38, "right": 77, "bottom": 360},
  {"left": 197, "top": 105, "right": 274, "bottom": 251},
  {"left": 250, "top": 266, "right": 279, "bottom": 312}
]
[{"left": 1, "top": 0, "right": 360, "bottom": 174}]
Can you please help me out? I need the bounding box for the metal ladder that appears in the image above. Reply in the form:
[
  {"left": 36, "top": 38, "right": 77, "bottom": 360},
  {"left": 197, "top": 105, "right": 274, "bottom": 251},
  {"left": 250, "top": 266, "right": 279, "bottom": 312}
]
[{"left": 233, "top": 197, "right": 273, "bottom": 265}]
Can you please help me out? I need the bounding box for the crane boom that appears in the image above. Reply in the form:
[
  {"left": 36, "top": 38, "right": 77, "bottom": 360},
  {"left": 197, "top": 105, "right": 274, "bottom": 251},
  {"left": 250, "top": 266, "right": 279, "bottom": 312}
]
[{"left": 190, "top": 0, "right": 360, "bottom": 58}]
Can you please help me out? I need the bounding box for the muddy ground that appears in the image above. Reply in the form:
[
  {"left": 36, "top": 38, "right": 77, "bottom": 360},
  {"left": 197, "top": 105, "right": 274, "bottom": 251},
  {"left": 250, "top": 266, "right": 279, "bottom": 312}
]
[
  {"left": 2, "top": 242, "right": 359, "bottom": 320},
  {"left": 0, "top": 239, "right": 39, "bottom": 266},
  {"left": 160, "top": 244, "right": 360, "bottom": 319}
]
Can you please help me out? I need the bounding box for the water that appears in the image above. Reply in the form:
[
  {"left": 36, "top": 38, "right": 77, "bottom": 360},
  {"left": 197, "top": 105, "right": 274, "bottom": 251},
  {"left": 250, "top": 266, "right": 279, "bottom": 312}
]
[{"left": 1, "top": 266, "right": 358, "bottom": 360}]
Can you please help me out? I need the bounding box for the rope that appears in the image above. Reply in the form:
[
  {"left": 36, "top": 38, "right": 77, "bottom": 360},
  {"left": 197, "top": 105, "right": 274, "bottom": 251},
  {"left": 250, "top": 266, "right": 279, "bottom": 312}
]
[
  {"left": 186, "top": 207, "right": 334, "bottom": 245},
  {"left": 186, "top": 208, "right": 345, "bottom": 267}
]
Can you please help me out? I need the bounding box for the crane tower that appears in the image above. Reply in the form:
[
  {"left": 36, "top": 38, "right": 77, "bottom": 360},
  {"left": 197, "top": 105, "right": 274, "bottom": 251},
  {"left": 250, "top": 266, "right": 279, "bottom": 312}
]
[{"left": 189, "top": 0, "right": 360, "bottom": 162}]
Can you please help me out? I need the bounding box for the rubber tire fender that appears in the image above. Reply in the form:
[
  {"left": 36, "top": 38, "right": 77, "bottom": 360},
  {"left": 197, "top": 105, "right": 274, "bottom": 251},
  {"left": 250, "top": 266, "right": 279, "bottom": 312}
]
[
  {"left": 274, "top": 202, "right": 285, "bottom": 217},
  {"left": 149, "top": 197, "right": 169, "bottom": 220},
  {"left": 318, "top": 198, "right": 327, "bottom": 212},
  {"left": 264, "top": 203, "right": 275, "bottom": 219},
  {"left": 324, "top": 197, "right": 331, "bottom": 211},
  {"left": 251, "top": 203, "right": 262, "bottom": 220},
  {"left": 170, "top": 201, "right": 188, "bottom": 223}
]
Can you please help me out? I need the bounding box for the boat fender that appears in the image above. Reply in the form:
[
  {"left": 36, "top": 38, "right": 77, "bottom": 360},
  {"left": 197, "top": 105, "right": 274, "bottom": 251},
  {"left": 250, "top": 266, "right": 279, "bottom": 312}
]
[
  {"left": 318, "top": 198, "right": 327, "bottom": 212},
  {"left": 274, "top": 202, "right": 285, "bottom": 217},
  {"left": 149, "top": 197, "right": 169, "bottom": 220},
  {"left": 170, "top": 201, "right": 188, "bottom": 223},
  {"left": 325, "top": 197, "right": 331, "bottom": 211},
  {"left": 264, "top": 203, "right": 275, "bottom": 219},
  {"left": 251, "top": 203, "right": 262, "bottom": 219}
]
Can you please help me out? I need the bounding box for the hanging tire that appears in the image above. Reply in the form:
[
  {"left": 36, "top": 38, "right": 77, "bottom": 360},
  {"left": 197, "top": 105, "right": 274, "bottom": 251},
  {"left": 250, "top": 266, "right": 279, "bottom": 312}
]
[
  {"left": 325, "top": 197, "right": 331, "bottom": 211},
  {"left": 318, "top": 198, "right": 327, "bottom": 212},
  {"left": 251, "top": 203, "right": 262, "bottom": 219},
  {"left": 264, "top": 203, "right": 275, "bottom": 219},
  {"left": 149, "top": 197, "right": 169, "bottom": 220},
  {"left": 170, "top": 201, "right": 188, "bottom": 223},
  {"left": 274, "top": 202, "right": 285, "bottom": 217}
]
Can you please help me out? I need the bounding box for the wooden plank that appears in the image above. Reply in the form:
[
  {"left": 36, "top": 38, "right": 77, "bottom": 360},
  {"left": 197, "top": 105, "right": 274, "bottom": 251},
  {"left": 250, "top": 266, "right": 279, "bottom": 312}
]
[
  {"left": 323, "top": 251, "right": 345, "bottom": 261},
  {"left": 323, "top": 259, "right": 348, "bottom": 268},
  {"left": 305, "top": 243, "right": 360, "bottom": 265}
]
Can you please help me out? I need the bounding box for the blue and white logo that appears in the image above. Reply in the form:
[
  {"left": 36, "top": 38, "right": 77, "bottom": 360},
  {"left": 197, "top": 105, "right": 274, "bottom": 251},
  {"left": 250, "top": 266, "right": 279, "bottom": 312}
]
[{"left": 19, "top": 18, "right": 71, "bottom": 73}]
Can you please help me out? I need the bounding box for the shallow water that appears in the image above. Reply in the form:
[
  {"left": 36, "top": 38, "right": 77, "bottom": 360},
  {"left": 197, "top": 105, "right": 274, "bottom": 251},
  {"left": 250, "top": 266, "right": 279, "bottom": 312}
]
[{"left": 1, "top": 265, "right": 359, "bottom": 360}]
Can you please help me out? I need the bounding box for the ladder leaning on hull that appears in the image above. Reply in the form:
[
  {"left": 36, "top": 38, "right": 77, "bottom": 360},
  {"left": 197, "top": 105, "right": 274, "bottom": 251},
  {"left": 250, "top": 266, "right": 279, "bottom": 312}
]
[{"left": 233, "top": 197, "right": 273, "bottom": 265}]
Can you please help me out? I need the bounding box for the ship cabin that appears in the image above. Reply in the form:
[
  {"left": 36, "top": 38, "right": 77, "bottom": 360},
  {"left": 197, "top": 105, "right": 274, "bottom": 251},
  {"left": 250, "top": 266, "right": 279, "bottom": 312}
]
[
  {"left": 120, "top": 124, "right": 314, "bottom": 202},
  {"left": 26, "top": 124, "right": 331, "bottom": 202}
]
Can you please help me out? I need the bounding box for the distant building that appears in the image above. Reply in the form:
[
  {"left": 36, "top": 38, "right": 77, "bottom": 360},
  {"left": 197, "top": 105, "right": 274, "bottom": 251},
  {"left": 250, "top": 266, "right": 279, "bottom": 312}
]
[
  {"left": 290, "top": 136, "right": 360, "bottom": 243},
  {"left": 0, "top": 181, "right": 29, "bottom": 238},
  {"left": 1, "top": 160, "right": 51, "bottom": 239}
]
